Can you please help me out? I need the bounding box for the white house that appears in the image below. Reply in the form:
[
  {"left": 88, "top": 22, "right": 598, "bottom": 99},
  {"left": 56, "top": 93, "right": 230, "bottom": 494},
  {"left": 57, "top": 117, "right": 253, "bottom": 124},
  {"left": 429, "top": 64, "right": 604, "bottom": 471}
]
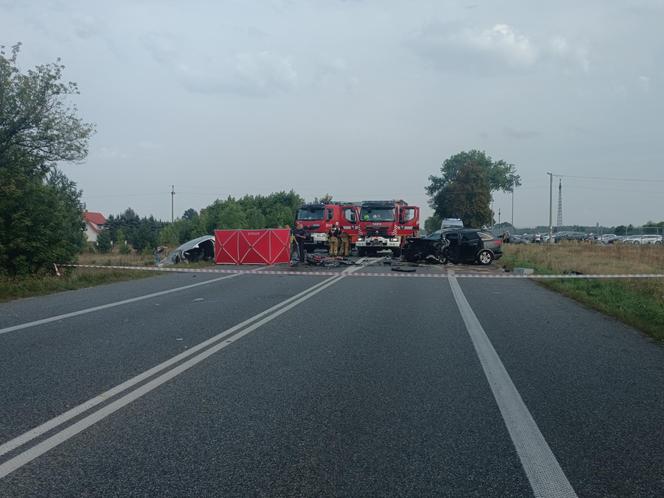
[{"left": 84, "top": 211, "right": 107, "bottom": 243}]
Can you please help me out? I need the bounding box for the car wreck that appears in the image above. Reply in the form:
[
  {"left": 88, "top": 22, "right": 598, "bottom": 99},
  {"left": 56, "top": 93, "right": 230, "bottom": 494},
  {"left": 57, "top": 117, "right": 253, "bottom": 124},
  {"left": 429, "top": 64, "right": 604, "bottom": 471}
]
[
  {"left": 402, "top": 228, "right": 503, "bottom": 265},
  {"left": 160, "top": 235, "right": 215, "bottom": 265}
]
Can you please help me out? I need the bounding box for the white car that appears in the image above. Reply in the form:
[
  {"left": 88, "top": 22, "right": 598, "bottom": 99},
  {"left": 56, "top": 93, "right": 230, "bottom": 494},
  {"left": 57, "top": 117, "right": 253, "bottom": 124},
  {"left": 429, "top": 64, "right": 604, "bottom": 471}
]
[{"left": 640, "top": 234, "right": 663, "bottom": 245}]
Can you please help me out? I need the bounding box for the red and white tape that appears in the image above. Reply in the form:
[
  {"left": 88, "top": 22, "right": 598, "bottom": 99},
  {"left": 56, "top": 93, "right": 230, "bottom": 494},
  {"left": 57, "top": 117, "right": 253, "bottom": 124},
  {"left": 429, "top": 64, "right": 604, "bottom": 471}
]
[{"left": 59, "top": 264, "right": 664, "bottom": 280}]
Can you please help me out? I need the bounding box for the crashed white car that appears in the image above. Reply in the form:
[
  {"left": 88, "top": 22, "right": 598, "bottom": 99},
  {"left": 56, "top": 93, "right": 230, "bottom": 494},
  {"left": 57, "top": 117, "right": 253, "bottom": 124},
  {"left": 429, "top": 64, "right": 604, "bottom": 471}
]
[{"left": 160, "top": 235, "right": 215, "bottom": 265}]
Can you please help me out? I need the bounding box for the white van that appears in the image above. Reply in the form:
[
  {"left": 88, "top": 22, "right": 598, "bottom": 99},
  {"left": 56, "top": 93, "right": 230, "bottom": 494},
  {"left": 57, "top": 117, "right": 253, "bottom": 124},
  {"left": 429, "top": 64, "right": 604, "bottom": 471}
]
[{"left": 441, "top": 218, "right": 464, "bottom": 229}]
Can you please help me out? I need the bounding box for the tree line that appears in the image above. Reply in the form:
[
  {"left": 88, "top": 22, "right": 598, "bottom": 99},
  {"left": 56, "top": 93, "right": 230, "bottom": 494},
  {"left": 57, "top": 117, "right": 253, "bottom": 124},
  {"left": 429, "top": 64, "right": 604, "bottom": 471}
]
[{"left": 97, "top": 191, "right": 303, "bottom": 253}]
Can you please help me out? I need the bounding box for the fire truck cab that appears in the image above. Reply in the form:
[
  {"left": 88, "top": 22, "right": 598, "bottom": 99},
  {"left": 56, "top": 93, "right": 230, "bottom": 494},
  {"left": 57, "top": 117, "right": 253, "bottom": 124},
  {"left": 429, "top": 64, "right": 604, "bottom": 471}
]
[
  {"left": 356, "top": 200, "right": 420, "bottom": 256},
  {"left": 294, "top": 203, "right": 360, "bottom": 250}
]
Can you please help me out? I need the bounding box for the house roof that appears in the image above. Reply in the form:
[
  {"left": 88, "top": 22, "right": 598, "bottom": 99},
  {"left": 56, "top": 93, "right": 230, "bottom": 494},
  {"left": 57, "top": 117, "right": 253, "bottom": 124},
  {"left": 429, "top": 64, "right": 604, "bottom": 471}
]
[{"left": 84, "top": 211, "right": 107, "bottom": 226}]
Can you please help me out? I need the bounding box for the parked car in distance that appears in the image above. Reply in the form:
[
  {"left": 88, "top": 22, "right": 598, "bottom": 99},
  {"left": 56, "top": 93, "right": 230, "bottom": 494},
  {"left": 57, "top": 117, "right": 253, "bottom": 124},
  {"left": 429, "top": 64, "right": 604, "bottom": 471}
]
[
  {"left": 599, "top": 234, "right": 620, "bottom": 244},
  {"left": 640, "top": 234, "right": 663, "bottom": 244},
  {"left": 402, "top": 228, "right": 502, "bottom": 265},
  {"left": 621, "top": 235, "right": 663, "bottom": 244}
]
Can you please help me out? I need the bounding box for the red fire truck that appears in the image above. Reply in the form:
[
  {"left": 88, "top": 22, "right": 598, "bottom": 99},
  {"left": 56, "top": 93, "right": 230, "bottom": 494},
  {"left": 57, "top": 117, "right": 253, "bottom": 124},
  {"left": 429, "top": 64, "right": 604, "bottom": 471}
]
[
  {"left": 356, "top": 200, "right": 420, "bottom": 256},
  {"left": 294, "top": 202, "right": 360, "bottom": 251}
]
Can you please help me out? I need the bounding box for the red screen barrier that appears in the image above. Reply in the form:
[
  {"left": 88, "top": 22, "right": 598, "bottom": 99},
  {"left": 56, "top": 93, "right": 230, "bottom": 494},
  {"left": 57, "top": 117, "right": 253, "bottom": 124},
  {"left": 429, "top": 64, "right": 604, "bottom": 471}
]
[{"left": 214, "top": 229, "right": 291, "bottom": 265}]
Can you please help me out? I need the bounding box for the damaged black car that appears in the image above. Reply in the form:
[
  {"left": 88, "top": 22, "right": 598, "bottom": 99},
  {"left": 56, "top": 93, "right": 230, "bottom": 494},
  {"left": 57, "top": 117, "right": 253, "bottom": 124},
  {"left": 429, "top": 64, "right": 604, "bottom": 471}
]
[{"left": 401, "top": 228, "right": 503, "bottom": 265}]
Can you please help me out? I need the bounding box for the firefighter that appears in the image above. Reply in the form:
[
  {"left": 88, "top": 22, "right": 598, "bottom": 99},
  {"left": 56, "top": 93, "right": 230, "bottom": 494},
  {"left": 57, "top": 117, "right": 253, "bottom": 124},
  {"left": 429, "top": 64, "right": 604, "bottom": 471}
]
[
  {"left": 340, "top": 229, "right": 351, "bottom": 258},
  {"left": 293, "top": 223, "right": 307, "bottom": 263},
  {"left": 328, "top": 222, "right": 341, "bottom": 256}
]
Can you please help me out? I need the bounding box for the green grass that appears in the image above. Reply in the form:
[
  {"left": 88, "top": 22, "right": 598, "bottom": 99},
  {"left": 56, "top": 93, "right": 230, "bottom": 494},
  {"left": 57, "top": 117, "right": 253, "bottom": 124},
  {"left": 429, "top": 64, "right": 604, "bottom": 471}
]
[
  {"left": 0, "top": 268, "right": 158, "bottom": 303},
  {"left": 502, "top": 250, "right": 664, "bottom": 342}
]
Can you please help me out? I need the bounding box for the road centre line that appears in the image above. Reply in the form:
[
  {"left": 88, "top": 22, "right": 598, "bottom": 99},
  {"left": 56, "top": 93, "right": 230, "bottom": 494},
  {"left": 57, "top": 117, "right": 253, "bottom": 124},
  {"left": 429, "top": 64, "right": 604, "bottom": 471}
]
[
  {"left": 0, "top": 266, "right": 280, "bottom": 337},
  {"left": 0, "top": 260, "right": 368, "bottom": 470},
  {"left": 448, "top": 276, "right": 577, "bottom": 498}
]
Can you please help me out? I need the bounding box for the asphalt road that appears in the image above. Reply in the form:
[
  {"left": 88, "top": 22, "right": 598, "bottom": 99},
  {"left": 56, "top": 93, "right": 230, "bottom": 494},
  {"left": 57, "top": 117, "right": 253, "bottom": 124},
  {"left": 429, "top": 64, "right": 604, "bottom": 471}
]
[{"left": 0, "top": 259, "right": 663, "bottom": 497}]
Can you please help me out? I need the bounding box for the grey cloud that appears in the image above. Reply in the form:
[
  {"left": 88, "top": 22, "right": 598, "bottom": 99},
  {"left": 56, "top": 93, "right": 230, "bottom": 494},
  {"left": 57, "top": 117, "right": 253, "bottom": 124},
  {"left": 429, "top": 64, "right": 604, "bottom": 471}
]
[
  {"left": 177, "top": 51, "right": 298, "bottom": 96},
  {"left": 141, "top": 32, "right": 179, "bottom": 64},
  {"left": 72, "top": 14, "right": 105, "bottom": 40},
  {"left": 503, "top": 127, "right": 540, "bottom": 140},
  {"left": 408, "top": 22, "right": 589, "bottom": 75}
]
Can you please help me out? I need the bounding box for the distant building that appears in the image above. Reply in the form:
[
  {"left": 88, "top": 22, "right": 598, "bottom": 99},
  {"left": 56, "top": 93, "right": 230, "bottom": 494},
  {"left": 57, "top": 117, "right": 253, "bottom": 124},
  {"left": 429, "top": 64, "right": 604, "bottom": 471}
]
[{"left": 84, "top": 211, "right": 107, "bottom": 243}]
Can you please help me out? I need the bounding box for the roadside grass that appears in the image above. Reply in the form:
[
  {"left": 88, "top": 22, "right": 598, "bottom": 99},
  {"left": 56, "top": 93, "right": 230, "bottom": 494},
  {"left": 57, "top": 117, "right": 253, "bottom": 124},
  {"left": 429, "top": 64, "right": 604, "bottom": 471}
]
[
  {"left": 0, "top": 249, "right": 220, "bottom": 303},
  {"left": 0, "top": 267, "right": 156, "bottom": 303},
  {"left": 78, "top": 251, "right": 157, "bottom": 267},
  {"left": 77, "top": 251, "right": 217, "bottom": 268},
  {"left": 501, "top": 244, "right": 664, "bottom": 342}
]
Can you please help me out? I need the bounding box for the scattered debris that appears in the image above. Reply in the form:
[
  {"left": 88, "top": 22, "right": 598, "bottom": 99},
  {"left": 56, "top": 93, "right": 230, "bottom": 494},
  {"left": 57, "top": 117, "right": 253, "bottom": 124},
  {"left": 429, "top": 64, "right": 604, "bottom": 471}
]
[
  {"left": 392, "top": 265, "right": 416, "bottom": 273},
  {"left": 513, "top": 267, "right": 535, "bottom": 275}
]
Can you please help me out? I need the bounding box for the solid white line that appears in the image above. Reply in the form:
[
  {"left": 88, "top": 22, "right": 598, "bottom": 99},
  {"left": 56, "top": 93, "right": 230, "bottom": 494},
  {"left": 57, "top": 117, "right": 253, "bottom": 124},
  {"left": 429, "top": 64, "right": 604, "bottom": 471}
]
[
  {"left": 0, "top": 260, "right": 366, "bottom": 460},
  {"left": 0, "top": 272, "right": 349, "bottom": 479},
  {"left": 0, "top": 266, "right": 277, "bottom": 336},
  {"left": 448, "top": 276, "right": 577, "bottom": 498}
]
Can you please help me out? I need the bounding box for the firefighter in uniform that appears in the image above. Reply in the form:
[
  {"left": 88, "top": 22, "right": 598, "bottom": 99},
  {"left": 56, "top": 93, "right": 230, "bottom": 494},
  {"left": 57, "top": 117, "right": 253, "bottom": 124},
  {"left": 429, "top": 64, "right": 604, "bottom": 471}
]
[
  {"left": 340, "top": 228, "right": 351, "bottom": 257},
  {"left": 293, "top": 223, "right": 307, "bottom": 263},
  {"left": 328, "top": 222, "right": 341, "bottom": 256}
]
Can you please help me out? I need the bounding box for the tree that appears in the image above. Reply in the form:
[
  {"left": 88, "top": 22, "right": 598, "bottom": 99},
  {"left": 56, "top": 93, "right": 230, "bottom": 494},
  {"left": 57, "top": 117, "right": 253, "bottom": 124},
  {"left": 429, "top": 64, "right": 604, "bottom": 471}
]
[
  {"left": 182, "top": 208, "right": 198, "bottom": 221},
  {"left": 0, "top": 45, "right": 93, "bottom": 274},
  {"left": 96, "top": 229, "right": 112, "bottom": 253},
  {"left": 424, "top": 214, "right": 441, "bottom": 234},
  {"left": 0, "top": 44, "right": 95, "bottom": 176},
  {"left": 431, "top": 162, "right": 493, "bottom": 228},
  {"left": 0, "top": 168, "right": 85, "bottom": 274},
  {"left": 426, "top": 150, "right": 520, "bottom": 209},
  {"left": 426, "top": 150, "right": 519, "bottom": 229}
]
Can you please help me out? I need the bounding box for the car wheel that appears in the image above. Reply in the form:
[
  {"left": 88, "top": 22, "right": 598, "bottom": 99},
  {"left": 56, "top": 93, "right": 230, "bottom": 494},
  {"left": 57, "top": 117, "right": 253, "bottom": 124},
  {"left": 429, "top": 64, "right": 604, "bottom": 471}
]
[{"left": 477, "top": 250, "right": 493, "bottom": 265}]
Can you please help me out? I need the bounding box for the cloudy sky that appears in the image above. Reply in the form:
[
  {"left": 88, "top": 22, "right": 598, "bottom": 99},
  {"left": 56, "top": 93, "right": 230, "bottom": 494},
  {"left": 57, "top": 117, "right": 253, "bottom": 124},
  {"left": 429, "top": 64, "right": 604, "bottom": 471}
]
[{"left": 2, "top": 0, "right": 663, "bottom": 227}]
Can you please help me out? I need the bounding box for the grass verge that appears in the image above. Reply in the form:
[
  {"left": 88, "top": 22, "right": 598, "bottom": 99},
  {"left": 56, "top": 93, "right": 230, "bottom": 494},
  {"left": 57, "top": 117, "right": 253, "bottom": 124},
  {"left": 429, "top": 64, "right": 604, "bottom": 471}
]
[
  {"left": 502, "top": 244, "right": 664, "bottom": 342},
  {"left": 0, "top": 267, "right": 157, "bottom": 303}
]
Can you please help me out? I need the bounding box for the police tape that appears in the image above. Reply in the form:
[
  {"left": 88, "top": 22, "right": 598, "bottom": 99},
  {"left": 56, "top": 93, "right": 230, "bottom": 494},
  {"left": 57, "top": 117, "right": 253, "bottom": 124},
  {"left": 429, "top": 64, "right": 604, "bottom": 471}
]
[{"left": 58, "top": 264, "right": 664, "bottom": 280}]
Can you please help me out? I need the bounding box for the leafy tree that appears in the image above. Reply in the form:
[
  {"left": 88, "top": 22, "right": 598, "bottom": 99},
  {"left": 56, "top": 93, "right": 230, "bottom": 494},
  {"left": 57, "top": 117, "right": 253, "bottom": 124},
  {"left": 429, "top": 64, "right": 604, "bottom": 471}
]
[
  {"left": 424, "top": 214, "right": 441, "bottom": 234},
  {"left": 0, "top": 168, "right": 85, "bottom": 274},
  {"left": 96, "top": 229, "right": 112, "bottom": 253},
  {"left": 0, "top": 45, "right": 93, "bottom": 274},
  {"left": 245, "top": 207, "right": 266, "bottom": 229},
  {"left": 426, "top": 150, "right": 519, "bottom": 229},
  {"left": 0, "top": 44, "right": 95, "bottom": 176},
  {"left": 182, "top": 208, "right": 198, "bottom": 221},
  {"left": 431, "top": 162, "right": 493, "bottom": 228},
  {"left": 426, "top": 150, "right": 521, "bottom": 200},
  {"left": 114, "top": 228, "right": 126, "bottom": 245}
]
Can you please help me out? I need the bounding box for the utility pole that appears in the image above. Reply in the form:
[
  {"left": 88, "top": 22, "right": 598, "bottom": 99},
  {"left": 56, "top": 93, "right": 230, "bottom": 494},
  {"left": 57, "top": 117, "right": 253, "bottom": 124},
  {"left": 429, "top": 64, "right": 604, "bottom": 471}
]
[
  {"left": 498, "top": 208, "right": 501, "bottom": 227},
  {"left": 171, "top": 185, "right": 175, "bottom": 223},
  {"left": 557, "top": 179, "right": 563, "bottom": 228},
  {"left": 547, "top": 172, "right": 553, "bottom": 243},
  {"left": 511, "top": 187, "right": 514, "bottom": 228}
]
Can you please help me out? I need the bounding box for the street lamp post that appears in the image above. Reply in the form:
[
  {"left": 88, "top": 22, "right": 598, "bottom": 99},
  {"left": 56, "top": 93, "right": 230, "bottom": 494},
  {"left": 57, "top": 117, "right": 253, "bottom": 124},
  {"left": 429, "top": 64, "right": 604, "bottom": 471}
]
[{"left": 547, "top": 172, "right": 553, "bottom": 244}]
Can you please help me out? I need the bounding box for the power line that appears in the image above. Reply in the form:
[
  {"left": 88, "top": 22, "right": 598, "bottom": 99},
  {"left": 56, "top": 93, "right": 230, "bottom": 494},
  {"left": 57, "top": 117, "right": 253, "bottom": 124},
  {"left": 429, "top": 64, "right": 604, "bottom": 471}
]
[{"left": 552, "top": 174, "right": 664, "bottom": 183}]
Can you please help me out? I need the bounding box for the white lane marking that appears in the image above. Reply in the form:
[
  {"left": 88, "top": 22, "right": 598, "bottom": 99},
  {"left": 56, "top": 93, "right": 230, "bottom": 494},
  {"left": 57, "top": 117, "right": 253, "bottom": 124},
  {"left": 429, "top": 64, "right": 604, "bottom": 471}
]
[
  {"left": 0, "top": 266, "right": 275, "bottom": 336},
  {"left": 0, "top": 268, "right": 361, "bottom": 478},
  {"left": 0, "top": 259, "right": 367, "bottom": 460},
  {"left": 448, "top": 276, "right": 577, "bottom": 498}
]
